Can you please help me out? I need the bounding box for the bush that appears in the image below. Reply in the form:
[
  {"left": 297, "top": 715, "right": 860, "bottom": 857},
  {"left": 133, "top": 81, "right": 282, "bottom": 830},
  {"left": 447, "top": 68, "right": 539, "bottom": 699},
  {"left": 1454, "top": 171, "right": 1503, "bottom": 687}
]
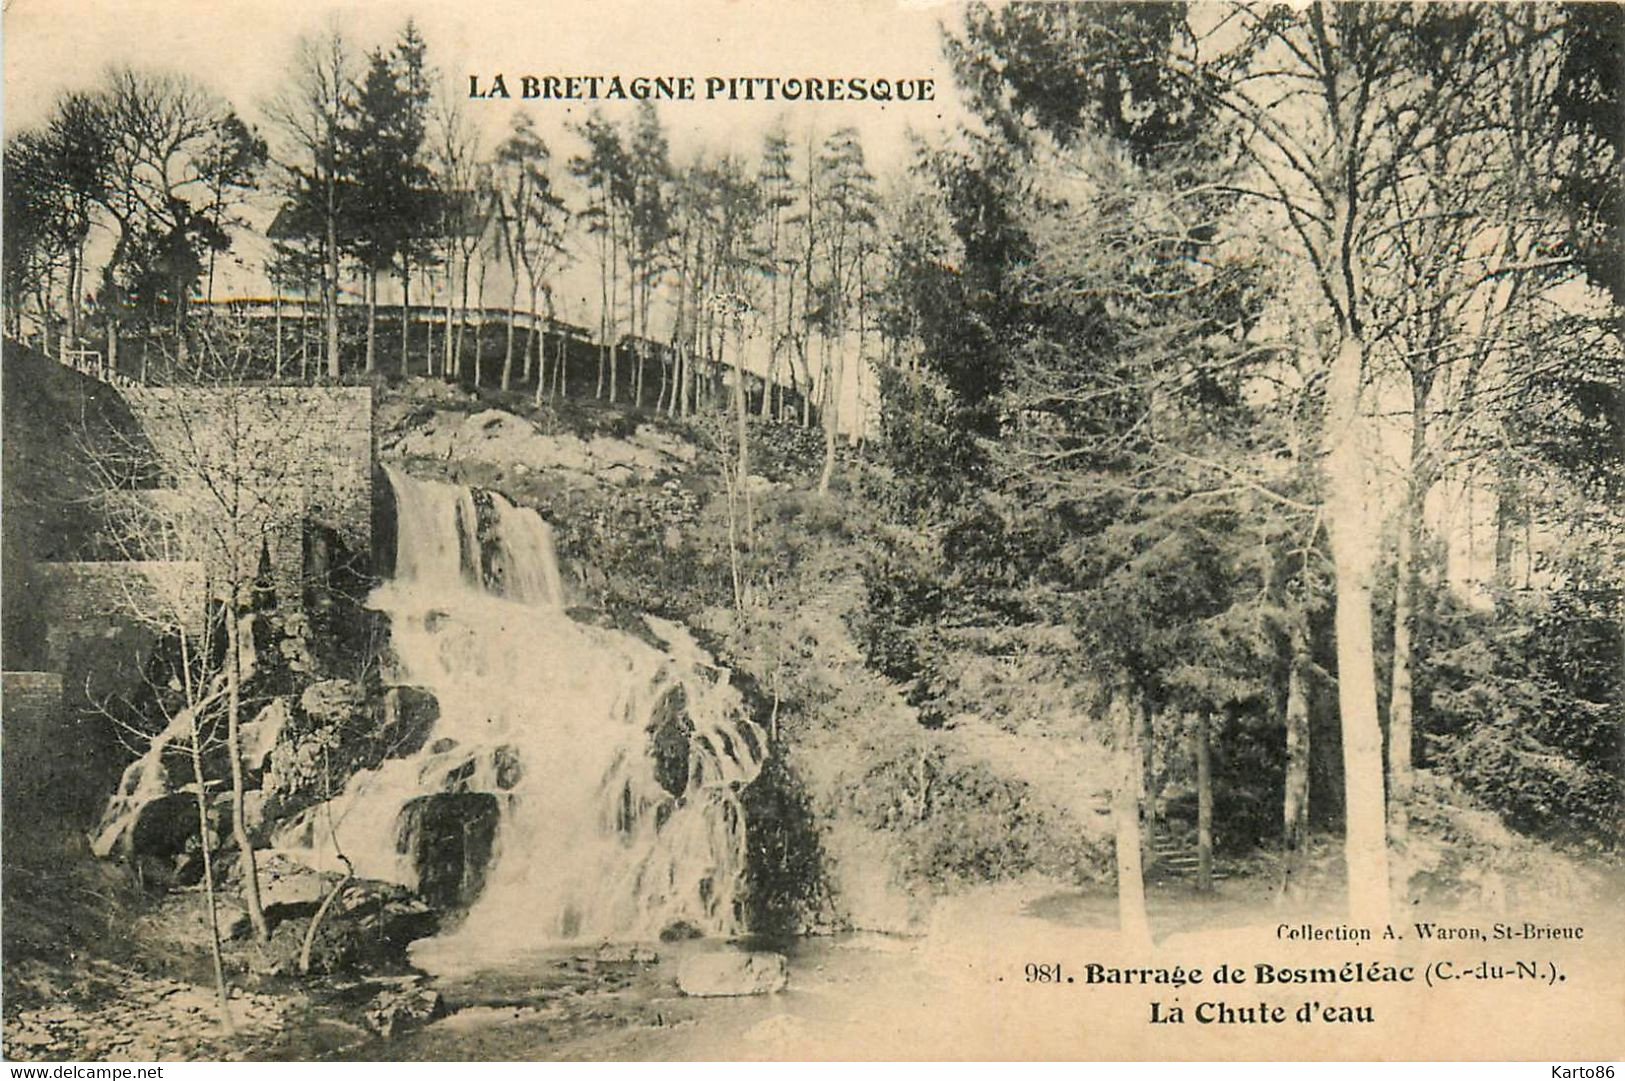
[
  {"left": 842, "top": 738, "right": 1110, "bottom": 889},
  {"left": 1422, "top": 586, "right": 1623, "bottom": 849}
]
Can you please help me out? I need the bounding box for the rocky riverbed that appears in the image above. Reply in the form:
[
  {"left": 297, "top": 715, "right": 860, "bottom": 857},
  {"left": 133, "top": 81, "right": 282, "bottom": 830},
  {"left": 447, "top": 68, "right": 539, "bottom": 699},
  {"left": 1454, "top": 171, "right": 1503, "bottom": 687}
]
[{"left": 3, "top": 959, "right": 287, "bottom": 1061}]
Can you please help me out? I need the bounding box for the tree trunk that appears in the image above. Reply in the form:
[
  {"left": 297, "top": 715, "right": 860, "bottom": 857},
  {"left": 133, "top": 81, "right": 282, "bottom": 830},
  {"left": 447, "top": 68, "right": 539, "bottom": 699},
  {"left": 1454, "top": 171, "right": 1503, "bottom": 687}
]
[
  {"left": 1323, "top": 335, "right": 1391, "bottom": 927},
  {"left": 799, "top": 344, "right": 813, "bottom": 428},
  {"left": 671, "top": 343, "right": 686, "bottom": 418},
  {"left": 1387, "top": 486, "right": 1418, "bottom": 882},
  {"left": 502, "top": 276, "right": 519, "bottom": 391},
  {"left": 554, "top": 324, "right": 566, "bottom": 400},
  {"left": 817, "top": 338, "right": 838, "bottom": 493},
  {"left": 225, "top": 606, "right": 268, "bottom": 942},
  {"left": 759, "top": 358, "right": 776, "bottom": 419},
  {"left": 443, "top": 251, "right": 457, "bottom": 377},
  {"left": 424, "top": 268, "right": 437, "bottom": 374},
  {"left": 400, "top": 260, "right": 412, "bottom": 377},
  {"left": 734, "top": 328, "right": 750, "bottom": 485},
  {"left": 596, "top": 234, "right": 609, "bottom": 399},
  {"left": 608, "top": 216, "right": 621, "bottom": 405},
  {"left": 852, "top": 246, "right": 867, "bottom": 447},
  {"left": 455, "top": 254, "right": 472, "bottom": 378},
  {"left": 325, "top": 216, "right": 341, "bottom": 379},
  {"left": 1281, "top": 621, "right": 1312, "bottom": 901},
  {"left": 274, "top": 281, "right": 284, "bottom": 378},
  {"left": 631, "top": 285, "right": 643, "bottom": 408},
  {"left": 1195, "top": 711, "right": 1214, "bottom": 893},
  {"left": 528, "top": 286, "right": 542, "bottom": 400},
  {"left": 1493, "top": 453, "right": 1519, "bottom": 595},
  {"left": 474, "top": 259, "right": 488, "bottom": 388},
  {"left": 68, "top": 241, "right": 84, "bottom": 346},
  {"left": 299, "top": 872, "right": 351, "bottom": 975},
  {"left": 364, "top": 267, "right": 377, "bottom": 373},
  {"left": 188, "top": 714, "right": 234, "bottom": 1034},
  {"left": 1138, "top": 697, "right": 1157, "bottom": 851},
  {"left": 1112, "top": 689, "right": 1153, "bottom": 952},
  {"left": 38, "top": 274, "right": 55, "bottom": 359}
]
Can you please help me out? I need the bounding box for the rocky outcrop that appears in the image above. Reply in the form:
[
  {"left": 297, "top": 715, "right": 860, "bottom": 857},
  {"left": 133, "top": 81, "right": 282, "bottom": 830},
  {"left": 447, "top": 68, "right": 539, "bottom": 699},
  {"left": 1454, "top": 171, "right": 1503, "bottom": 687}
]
[
  {"left": 675, "top": 950, "right": 788, "bottom": 997},
  {"left": 241, "top": 698, "right": 290, "bottom": 773},
  {"left": 2, "top": 961, "right": 286, "bottom": 1060},
  {"left": 395, "top": 792, "right": 501, "bottom": 910},
  {"left": 385, "top": 407, "right": 692, "bottom": 487},
  {"left": 362, "top": 985, "right": 445, "bottom": 1038},
  {"left": 299, "top": 678, "right": 367, "bottom": 726},
  {"left": 379, "top": 686, "right": 439, "bottom": 758},
  {"left": 240, "top": 871, "right": 438, "bottom": 976}
]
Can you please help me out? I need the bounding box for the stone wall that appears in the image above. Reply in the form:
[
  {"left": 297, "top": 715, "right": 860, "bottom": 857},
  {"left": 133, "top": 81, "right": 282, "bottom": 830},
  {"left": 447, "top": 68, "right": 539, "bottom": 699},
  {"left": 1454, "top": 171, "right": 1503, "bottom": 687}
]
[
  {"left": 2, "top": 671, "right": 64, "bottom": 816},
  {"left": 28, "top": 561, "right": 206, "bottom": 705},
  {"left": 3, "top": 672, "right": 63, "bottom": 725},
  {"left": 121, "top": 386, "right": 374, "bottom": 600}
]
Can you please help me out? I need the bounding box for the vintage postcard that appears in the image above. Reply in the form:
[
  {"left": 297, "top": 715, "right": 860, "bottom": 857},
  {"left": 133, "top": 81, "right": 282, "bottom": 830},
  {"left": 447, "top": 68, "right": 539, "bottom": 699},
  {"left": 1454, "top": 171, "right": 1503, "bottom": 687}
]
[{"left": 2, "top": 0, "right": 1621, "bottom": 1063}]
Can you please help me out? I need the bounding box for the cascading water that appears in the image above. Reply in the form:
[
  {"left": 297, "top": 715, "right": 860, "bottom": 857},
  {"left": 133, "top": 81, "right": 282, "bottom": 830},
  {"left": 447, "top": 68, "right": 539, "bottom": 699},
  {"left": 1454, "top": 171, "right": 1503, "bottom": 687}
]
[{"left": 274, "top": 465, "right": 766, "bottom": 956}]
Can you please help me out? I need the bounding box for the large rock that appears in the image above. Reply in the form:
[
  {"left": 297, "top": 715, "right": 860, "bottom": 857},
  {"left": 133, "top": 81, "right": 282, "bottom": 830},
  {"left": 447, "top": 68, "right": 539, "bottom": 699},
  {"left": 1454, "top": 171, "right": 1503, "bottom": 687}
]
[
  {"left": 222, "top": 854, "right": 337, "bottom": 939},
  {"left": 363, "top": 986, "right": 445, "bottom": 1038},
  {"left": 396, "top": 792, "right": 500, "bottom": 909},
  {"left": 240, "top": 698, "right": 291, "bottom": 773},
  {"left": 258, "top": 853, "right": 336, "bottom": 910},
  {"left": 377, "top": 686, "right": 439, "bottom": 757},
  {"left": 279, "top": 879, "right": 439, "bottom": 974},
  {"left": 676, "top": 951, "right": 788, "bottom": 997},
  {"left": 299, "top": 678, "right": 365, "bottom": 724}
]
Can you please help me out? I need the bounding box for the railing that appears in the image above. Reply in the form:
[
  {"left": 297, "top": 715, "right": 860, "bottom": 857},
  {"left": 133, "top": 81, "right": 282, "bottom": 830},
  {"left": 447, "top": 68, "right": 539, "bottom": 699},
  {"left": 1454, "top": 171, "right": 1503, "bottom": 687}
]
[
  {"left": 42, "top": 299, "right": 812, "bottom": 407},
  {"left": 194, "top": 297, "right": 595, "bottom": 340},
  {"left": 54, "top": 343, "right": 144, "bottom": 388},
  {"left": 60, "top": 345, "right": 101, "bottom": 374}
]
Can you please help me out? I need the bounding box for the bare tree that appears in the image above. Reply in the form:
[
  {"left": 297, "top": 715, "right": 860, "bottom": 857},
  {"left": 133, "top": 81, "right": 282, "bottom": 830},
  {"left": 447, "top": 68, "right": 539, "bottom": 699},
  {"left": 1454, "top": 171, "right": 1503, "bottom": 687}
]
[
  {"left": 264, "top": 26, "right": 355, "bottom": 380},
  {"left": 86, "top": 323, "right": 352, "bottom": 944},
  {"left": 492, "top": 113, "right": 570, "bottom": 396},
  {"left": 84, "top": 548, "right": 234, "bottom": 1033},
  {"left": 428, "top": 90, "right": 484, "bottom": 379}
]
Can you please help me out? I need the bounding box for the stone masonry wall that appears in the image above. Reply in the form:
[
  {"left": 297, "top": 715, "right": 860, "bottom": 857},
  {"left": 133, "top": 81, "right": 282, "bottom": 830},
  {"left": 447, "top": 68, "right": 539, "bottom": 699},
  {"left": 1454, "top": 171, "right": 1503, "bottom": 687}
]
[
  {"left": 2, "top": 672, "right": 64, "bottom": 813},
  {"left": 29, "top": 561, "right": 206, "bottom": 705},
  {"left": 121, "top": 386, "right": 374, "bottom": 599}
]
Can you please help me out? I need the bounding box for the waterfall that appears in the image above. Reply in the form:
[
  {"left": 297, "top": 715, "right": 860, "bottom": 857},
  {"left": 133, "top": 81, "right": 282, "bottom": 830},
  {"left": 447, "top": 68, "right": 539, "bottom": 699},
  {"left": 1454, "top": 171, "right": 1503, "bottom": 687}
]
[{"left": 273, "top": 465, "right": 766, "bottom": 954}]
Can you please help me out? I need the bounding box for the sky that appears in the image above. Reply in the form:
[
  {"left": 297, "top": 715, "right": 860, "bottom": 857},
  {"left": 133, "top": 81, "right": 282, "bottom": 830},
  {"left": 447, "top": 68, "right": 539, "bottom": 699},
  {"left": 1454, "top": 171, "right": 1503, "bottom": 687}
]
[
  {"left": 3, "top": 0, "right": 972, "bottom": 166},
  {"left": 3, "top": 0, "right": 978, "bottom": 430}
]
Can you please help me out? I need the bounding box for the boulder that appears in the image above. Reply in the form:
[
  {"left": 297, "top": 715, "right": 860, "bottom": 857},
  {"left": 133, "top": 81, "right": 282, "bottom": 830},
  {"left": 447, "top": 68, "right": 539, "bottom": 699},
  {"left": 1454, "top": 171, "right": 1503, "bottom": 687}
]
[
  {"left": 397, "top": 792, "right": 500, "bottom": 909},
  {"left": 363, "top": 987, "right": 445, "bottom": 1038},
  {"left": 299, "top": 679, "right": 365, "bottom": 725},
  {"left": 284, "top": 880, "right": 440, "bottom": 974},
  {"left": 660, "top": 920, "right": 703, "bottom": 942},
  {"left": 590, "top": 942, "right": 659, "bottom": 965},
  {"left": 491, "top": 745, "right": 522, "bottom": 790},
  {"left": 676, "top": 951, "right": 788, "bottom": 997},
  {"left": 240, "top": 698, "right": 291, "bottom": 773},
  {"left": 257, "top": 854, "right": 335, "bottom": 910},
  {"left": 242, "top": 789, "right": 268, "bottom": 834},
  {"left": 377, "top": 686, "right": 439, "bottom": 757},
  {"left": 647, "top": 685, "right": 692, "bottom": 798}
]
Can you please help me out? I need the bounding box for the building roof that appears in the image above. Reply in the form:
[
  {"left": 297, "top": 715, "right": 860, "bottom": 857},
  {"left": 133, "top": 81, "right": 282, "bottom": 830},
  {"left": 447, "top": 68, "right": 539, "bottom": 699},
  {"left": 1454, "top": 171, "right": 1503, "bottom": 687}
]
[{"left": 266, "top": 191, "right": 493, "bottom": 244}]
